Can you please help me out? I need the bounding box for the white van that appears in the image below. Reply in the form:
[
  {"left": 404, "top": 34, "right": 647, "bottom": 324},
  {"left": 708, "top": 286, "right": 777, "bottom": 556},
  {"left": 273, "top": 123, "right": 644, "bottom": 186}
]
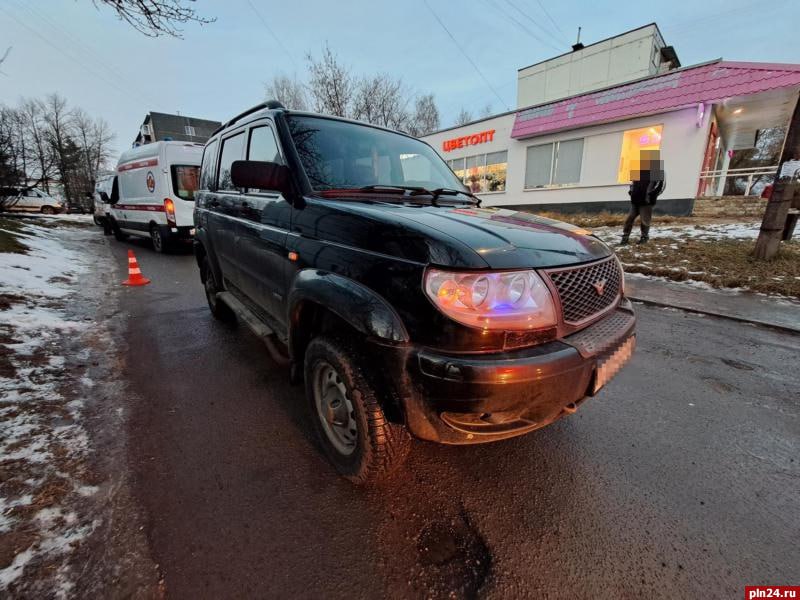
[
  {"left": 93, "top": 173, "right": 115, "bottom": 227},
  {"left": 110, "top": 141, "right": 203, "bottom": 252},
  {"left": 2, "top": 188, "right": 64, "bottom": 214}
]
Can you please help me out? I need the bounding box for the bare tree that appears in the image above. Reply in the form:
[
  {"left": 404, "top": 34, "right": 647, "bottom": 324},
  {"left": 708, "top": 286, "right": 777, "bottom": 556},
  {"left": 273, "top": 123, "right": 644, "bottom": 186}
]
[
  {"left": 42, "top": 94, "right": 77, "bottom": 202},
  {"left": 265, "top": 75, "right": 308, "bottom": 111},
  {"left": 0, "top": 47, "right": 11, "bottom": 74},
  {"left": 93, "top": 0, "right": 215, "bottom": 37},
  {"left": 73, "top": 109, "right": 116, "bottom": 186},
  {"left": 478, "top": 103, "right": 493, "bottom": 119},
  {"left": 352, "top": 74, "right": 410, "bottom": 130},
  {"left": 407, "top": 94, "right": 440, "bottom": 137},
  {"left": 454, "top": 108, "right": 473, "bottom": 126},
  {"left": 306, "top": 44, "right": 354, "bottom": 118},
  {"left": 19, "top": 99, "right": 57, "bottom": 192}
]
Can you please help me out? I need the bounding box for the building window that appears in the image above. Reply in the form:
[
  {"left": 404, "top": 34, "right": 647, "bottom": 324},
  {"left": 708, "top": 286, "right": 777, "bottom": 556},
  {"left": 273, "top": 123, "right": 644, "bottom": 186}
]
[
  {"left": 185, "top": 125, "right": 196, "bottom": 137},
  {"left": 447, "top": 150, "right": 507, "bottom": 193},
  {"left": 524, "top": 139, "right": 583, "bottom": 188},
  {"left": 617, "top": 125, "right": 662, "bottom": 183}
]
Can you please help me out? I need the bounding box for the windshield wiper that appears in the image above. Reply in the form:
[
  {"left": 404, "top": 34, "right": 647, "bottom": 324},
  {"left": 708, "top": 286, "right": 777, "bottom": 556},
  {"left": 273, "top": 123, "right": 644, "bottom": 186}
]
[
  {"left": 430, "top": 188, "right": 481, "bottom": 206},
  {"left": 360, "top": 185, "right": 480, "bottom": 206}
]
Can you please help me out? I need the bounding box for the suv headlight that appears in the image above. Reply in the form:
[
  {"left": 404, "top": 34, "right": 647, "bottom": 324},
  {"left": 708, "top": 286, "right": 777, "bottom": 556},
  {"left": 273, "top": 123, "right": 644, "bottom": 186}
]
[{"left": 424, "top": 268, "right": 557, "bottom": 330}]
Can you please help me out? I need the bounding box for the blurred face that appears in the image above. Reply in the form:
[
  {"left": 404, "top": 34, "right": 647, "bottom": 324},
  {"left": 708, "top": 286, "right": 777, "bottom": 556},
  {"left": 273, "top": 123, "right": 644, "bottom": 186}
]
[{"left": 630, "top": 150, "right": 664, "bottom": 181}]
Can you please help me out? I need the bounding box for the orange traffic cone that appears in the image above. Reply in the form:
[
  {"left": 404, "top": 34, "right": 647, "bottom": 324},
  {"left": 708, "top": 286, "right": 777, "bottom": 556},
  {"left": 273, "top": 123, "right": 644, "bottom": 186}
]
[{"left": 122, "top": 249, "right": 150, "bottom": 286}]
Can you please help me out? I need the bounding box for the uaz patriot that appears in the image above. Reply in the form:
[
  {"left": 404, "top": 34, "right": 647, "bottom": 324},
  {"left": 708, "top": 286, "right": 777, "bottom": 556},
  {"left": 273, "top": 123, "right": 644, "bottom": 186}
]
[{"left": 193, "top": 101, "right": 636, "bottom": 484}]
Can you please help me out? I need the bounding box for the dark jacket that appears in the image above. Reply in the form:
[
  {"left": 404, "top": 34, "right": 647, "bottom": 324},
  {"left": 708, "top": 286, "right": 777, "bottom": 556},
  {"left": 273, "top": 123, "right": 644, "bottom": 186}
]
[{"left": 628, "top": 174, "right": 665, "bottom": 206}]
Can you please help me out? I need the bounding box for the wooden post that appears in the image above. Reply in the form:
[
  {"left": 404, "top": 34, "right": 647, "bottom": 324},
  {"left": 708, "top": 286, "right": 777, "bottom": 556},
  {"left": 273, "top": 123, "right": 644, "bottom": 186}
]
[{"left": 753, "top": 94, "right": 800, "bottom": 259}]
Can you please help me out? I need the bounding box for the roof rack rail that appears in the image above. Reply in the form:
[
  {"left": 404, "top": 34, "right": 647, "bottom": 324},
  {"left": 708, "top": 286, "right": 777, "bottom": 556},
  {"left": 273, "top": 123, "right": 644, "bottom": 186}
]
[{"left": 211, "top": 100, "right": 285, "bottom": 137}]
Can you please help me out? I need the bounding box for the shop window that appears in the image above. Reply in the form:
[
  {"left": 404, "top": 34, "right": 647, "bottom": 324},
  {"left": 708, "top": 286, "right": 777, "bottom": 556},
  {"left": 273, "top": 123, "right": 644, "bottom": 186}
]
[
  {"left": 525, "top": 139, "right": 583, "bottom": 188},
  {"left": 485, "top": 151, "right": 507, "bottom": 192},
  {"left": 465, "top": 154, "right": 486, "bottom": 193},
  {"left": 447, "top": 152, "right": 507, "bottom": 193},
  {"left": 617, "top": 125, "right": 662, "bottom": 183}
]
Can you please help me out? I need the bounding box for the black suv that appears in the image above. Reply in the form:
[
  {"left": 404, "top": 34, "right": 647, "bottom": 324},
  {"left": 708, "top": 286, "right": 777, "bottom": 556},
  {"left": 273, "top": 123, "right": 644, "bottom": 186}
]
[{"left": 194, "top": 101, "right": 636, "bottom": 483}]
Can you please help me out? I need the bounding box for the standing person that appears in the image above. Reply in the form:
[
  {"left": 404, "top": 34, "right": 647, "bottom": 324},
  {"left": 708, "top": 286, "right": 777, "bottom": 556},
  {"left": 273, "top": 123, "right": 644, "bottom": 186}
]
[{"left": 622, "top": 150, "right": 665, "bottom": 244}]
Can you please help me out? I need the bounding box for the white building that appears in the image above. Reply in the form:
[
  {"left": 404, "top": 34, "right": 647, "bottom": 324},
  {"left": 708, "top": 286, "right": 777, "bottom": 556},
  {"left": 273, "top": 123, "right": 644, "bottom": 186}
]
[{"left": 422, "top": 25, "right": 800, "bottom": 215}]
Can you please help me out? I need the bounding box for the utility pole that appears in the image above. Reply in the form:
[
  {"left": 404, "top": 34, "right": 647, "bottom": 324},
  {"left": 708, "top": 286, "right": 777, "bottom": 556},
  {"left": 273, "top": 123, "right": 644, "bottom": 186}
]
[{"left": 753, "top": 95, "right": 800, "bottom": 259}]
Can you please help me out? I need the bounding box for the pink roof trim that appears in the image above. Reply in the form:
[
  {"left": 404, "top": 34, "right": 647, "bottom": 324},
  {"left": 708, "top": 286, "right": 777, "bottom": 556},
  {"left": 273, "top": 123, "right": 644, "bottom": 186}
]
[{"left": 511, "top": 61, "right": 800, "bottom": 139}]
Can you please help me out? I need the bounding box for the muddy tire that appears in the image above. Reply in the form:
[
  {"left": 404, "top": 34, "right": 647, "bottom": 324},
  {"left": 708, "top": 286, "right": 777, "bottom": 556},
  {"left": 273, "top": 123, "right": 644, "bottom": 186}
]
[
  {"left": 304, "top": 336, "right": 410, "bottom": 484},
  {"left": 150, "top": 224, "right": 167, "bottom": 254},
  {"left": 201, "top": 255, "right": 234, "bottom": 322}
]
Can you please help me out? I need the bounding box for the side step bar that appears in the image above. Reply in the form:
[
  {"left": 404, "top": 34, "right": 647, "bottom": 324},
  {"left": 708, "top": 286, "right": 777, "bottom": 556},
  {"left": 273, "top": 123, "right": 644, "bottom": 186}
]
[{"left": 216, "top": 291, "right": 290, "bottom": 366}]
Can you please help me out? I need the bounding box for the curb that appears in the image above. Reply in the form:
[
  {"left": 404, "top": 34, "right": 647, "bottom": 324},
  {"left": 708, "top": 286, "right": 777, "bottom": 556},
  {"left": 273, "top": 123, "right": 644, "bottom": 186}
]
[{"left": 627, "top": 295, "right": 800, "bottom": 335}]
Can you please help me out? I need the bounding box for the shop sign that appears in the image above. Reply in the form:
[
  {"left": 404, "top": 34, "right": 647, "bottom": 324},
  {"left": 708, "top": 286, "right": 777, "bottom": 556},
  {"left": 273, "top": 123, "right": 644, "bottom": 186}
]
[{"left": 442, "top": 129, "right": 495, "bottom": 152}]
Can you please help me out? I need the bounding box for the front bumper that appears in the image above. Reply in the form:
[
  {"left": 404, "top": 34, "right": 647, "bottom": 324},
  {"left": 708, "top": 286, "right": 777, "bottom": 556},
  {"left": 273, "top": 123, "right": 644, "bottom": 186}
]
[{"left": 399, "top": 300, "right": 636, "bottom": 444}]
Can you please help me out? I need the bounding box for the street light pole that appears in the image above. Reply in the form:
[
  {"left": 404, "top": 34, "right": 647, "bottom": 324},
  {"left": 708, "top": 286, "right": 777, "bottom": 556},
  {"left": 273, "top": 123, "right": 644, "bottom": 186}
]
[{"left": 753, "top": 94, "right": 800, "bottom": 259}]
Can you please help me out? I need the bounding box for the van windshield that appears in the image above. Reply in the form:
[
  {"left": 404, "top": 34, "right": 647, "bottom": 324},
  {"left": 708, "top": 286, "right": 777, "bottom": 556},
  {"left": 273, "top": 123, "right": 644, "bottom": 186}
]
[
  {"left": 285, "top": 115, "right": 464, "bottom": 193},
  {"left": 171, "top": 165, "right": 200, "bottom": 200}
]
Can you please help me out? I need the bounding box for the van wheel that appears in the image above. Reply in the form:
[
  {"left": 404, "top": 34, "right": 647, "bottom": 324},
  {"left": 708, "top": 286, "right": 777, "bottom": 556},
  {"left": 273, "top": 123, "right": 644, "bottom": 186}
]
[
  {"left": 40, "top": 206, "right": 54, "bottom": 215},
  {"left": 150, "top": 224, "right": 168, "bottom": 253},
  {"left": 201, "top": 255, "right": 234, "bottom": 322},
  {"left": 93, "top": 215, "right": 104, "bottom": 227},
  {"left": 305, "top": 336, "right": 410, "bottom": 485}
]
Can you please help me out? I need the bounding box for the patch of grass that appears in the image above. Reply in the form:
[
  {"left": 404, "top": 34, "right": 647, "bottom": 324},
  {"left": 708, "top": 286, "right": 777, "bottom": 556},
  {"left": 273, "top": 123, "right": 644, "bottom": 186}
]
[
  {"left": 616, "top": 238, "right": 800, "bottom": 297},
  {"left": 0, "top": 217, "right": 29, "bottom": 254}
]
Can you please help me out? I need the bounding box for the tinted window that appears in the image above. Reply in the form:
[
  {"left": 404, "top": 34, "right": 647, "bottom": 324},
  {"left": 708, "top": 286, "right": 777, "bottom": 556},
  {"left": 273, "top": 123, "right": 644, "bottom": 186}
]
[
  {"left": 286, "top": 116, "right": 463, "bottom": 191},
  {"left": 200, "top": 139, "right": 218, "bottom": 190},
  {"left": 248, "top": 125, "right": 281, "bottom": 163},
  {"left": 217, "top": 132, "right": 246, "bottom": 191}
]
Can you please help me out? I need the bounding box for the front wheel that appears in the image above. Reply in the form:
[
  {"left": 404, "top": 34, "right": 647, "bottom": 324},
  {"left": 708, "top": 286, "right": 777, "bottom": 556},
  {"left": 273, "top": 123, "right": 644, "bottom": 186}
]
[
  {"left": 304, "top": 336, "right": 410, "bottom": 484},
  {"left": 40, "top": 206, "right": 55, "bottom": 215}
]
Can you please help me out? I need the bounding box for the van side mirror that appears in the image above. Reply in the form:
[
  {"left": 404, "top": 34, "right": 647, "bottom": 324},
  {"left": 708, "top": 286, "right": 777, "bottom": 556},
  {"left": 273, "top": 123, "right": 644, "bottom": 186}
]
[
  {"left": 99, "top": 191, "right": 110, "bottom": 203},
  {"left": 231, "top": 160, "right": 292, "bottom": 197}
]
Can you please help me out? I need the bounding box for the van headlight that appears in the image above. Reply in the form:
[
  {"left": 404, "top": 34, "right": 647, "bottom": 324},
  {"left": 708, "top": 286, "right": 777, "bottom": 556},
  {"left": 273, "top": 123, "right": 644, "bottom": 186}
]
[{"left": 424, "top": 268, "right": 557, "bottom": 330}]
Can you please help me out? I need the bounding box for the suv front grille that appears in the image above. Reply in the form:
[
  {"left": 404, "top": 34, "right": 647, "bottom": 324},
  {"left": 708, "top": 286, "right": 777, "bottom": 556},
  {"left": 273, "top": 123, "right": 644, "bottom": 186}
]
[{"left": 545, "top": 257, "right": 621, "bottom": 326}]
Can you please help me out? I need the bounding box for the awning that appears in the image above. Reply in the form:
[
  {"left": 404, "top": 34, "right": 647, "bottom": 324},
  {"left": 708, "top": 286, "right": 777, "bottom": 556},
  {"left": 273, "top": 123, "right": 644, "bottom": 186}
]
[{"left": 510, "top": 61, "right": 800, "bottom": 139}]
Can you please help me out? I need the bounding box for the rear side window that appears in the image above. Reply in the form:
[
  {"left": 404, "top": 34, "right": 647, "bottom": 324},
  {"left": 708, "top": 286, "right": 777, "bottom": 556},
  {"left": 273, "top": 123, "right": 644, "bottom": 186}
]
[
  {"left": 200, "top": 139, "right": 218, "bottom": 190},
  {"left": 217, "top": 132, "right": 246, "bottom": 191},
  {"left": 171, "top": 165, "right": 200, "bottom": 200}
]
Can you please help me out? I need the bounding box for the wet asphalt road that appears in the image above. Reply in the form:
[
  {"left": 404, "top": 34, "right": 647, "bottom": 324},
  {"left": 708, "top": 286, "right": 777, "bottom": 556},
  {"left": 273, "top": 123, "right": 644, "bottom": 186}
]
[{"left": 111, "top": 239, "right": 799, "bottom": 600}]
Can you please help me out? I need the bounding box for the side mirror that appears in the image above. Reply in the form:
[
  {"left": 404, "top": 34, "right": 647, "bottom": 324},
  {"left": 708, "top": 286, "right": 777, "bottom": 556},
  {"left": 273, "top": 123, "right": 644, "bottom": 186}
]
[
  {"left": 231, "top": 160, "right": 292, "bottom": 197},
  {"left": 99, "top": 192, "right": 110, "bottom": 203}
]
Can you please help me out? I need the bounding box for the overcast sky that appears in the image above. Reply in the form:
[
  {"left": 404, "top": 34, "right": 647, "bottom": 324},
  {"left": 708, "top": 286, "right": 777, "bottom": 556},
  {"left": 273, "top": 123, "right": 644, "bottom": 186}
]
[{"left": 0, "top": 0, "right": 796, "bottom": 157}]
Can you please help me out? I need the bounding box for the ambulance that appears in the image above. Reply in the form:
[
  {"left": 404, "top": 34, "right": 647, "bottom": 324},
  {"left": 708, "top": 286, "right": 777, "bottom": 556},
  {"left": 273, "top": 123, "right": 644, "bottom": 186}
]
[{"left": 109, "top": 141, "right": 203, "bottom": 252}]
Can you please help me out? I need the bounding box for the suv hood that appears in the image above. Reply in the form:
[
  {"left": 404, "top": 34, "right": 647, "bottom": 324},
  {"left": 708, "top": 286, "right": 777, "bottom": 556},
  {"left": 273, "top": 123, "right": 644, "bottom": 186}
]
[{"left": 319, "top": 201, "right": 612, "bottom": 269}]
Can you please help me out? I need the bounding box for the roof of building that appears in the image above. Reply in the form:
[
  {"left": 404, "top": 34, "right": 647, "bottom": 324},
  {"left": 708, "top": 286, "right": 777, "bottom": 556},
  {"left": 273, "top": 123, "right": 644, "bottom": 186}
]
[
  {"left": 134, "top": 111, "right": 222, "bottom": 145},
  {"left": 511, "top": 60, "right": 800, "bottom": 139}
]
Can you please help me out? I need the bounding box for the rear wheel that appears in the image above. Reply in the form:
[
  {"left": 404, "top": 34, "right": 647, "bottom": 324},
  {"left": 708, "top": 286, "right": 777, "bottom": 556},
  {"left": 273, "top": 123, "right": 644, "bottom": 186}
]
[
  {"left": 201, "top": 255, "right": 234, "bottom": 322},
  {"left": 40, "top": 206, "right": 55, "bottom": 215},
  {"left": 93, "top": 215, "right": 103, "bottom": 227},
  {"left": 305, "top": 336, "right": 410, "bottom": 484},
  {"left": 150, "top": 224, "right": 167, "bottom": 253}
]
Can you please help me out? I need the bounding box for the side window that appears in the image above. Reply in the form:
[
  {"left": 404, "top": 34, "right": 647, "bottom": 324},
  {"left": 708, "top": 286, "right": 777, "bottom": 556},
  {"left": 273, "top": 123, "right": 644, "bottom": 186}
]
[
  {"left": 200, "top": 139, "right": 218, "bottom": 191},
  {"left": 217, "top": 132, "right": 246, "bottom": 191},
  {"left": 247, "top": 125, "right": 282, "bottom": 164}
]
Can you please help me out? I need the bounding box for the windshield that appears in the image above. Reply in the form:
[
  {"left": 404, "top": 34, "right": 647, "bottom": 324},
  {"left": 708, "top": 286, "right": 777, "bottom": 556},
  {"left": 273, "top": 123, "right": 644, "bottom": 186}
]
[
  {"left": 171, "top": 165, "right": 200, "bottom": 201},
  {"left": 286, "top": 115, "right": 465, "bottom": 193}
]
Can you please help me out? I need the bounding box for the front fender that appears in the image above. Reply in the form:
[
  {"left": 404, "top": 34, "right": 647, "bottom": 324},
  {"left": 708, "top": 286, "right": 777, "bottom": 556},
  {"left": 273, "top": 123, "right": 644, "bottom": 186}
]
[{"left": 288, "top": 270, "right": 410, "bottom": 344}]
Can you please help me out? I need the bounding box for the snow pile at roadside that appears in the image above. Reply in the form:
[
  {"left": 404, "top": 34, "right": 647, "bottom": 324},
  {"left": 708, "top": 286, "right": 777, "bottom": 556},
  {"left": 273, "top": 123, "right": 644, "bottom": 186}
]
[
  {"left": 0, "top": 220, "right": 99, "bottom": 595},
  {"left": 593, "top": 221, "right": 760, "bottom": 244}
]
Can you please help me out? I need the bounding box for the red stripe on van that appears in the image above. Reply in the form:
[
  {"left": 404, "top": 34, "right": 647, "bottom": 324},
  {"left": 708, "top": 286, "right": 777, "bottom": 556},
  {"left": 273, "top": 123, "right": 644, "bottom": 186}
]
[
  {"left": 114, "top": 204, "right": 165, "bottom": 211},
  {"left": 118, "top": 158, "right": 159, "bottom": 172}
]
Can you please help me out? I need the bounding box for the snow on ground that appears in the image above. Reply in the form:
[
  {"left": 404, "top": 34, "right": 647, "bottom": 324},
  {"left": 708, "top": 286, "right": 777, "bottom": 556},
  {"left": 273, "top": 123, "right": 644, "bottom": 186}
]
[
  {"left": 0, "top": 218, "right": 102, "bottom": 595},
  {"left": 592, "top": 220, "right": 761, "bottom": 244}
]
